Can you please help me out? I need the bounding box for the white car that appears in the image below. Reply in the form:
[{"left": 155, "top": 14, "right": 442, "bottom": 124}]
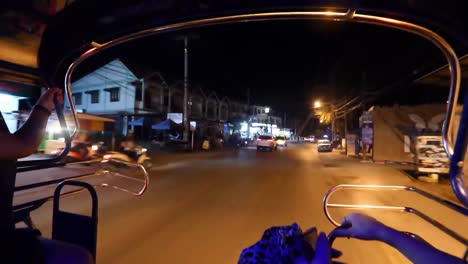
[
  {"left": 275, "top": 136, "right": 288, "bottom": 147},
  {"left": 317, "top": 139, "right": 332, "bottom": 152},
  {"left": 256, "top": 135, "right": 278, "bottom": 151}
]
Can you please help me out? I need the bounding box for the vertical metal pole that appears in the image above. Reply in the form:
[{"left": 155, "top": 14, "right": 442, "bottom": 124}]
[
  {"left": 344, "top": 111, "right": 348, "bottom": 155},
  {"left": 160, "top": 84, "right": 164, "bottom": 112},
  {"left": 123, "top": 115, "right": 128, "bottom": 136},
  {"left": 294, "top": 118, "right": 297, "bottom": 140},
  {"left": 183, "top": 36, "right": 189, "bottom": 142},
  {"left": 141, "top": 78, "right": 145, "bottom": 109},
  {"left": 141, "top": 79, "right": 145, "bottom": 140},
  {"left": 331, "top": 119, "right": 335, "bottom": 141},
  {"left": 191, "top": 131, "right": 194, "bottom": 150},
  {"left": 331, "top": 105, "right": 336, "bottom": 144},
  {"left": 167, "top": 85, "right": 172, "bottom": 113}
]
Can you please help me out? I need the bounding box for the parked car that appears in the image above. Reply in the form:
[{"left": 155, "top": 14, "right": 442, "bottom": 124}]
[
  {"left": 317, "top": 139, "right": 332, "bottom": 152},
  {"left": 256, "top": 135, "right": 277, "bottom": 151},
  {"left": 275, "top": 136, "right": 288, "bottom": 147}
]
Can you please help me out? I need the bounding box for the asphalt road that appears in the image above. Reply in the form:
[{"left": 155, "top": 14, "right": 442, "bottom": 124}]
[{"left": 15, "top": 143, "right": 468, "bottom": 263}]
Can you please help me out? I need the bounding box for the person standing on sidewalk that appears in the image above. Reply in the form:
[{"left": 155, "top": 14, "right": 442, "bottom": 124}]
[{"left": 0, "top": 87, "right": 93, "bottom": 263}]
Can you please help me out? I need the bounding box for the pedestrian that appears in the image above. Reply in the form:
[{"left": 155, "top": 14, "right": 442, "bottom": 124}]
[{"left": 0, "top": 87, "right": 93, "bottom": 264}]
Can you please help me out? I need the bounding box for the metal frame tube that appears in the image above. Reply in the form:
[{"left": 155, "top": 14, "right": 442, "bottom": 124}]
[
  {"left": 14, "top": 159, "right": 150, "bottom": 223},
  {"left": 323, "top": 184, "right": 468, "bottom": 245},
  {"left": 62, "top": 9, "right": 466, "bottom": 206}
]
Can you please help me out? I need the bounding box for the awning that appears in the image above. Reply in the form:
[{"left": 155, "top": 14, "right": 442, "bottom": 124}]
[
  {"left": 152, "top": 119, "right": 177, "bottom": 130},
  {"left": 128, "top": 117, "right": 144, "bottom": 126},
  {"left": 76, "top": 113, "right": 115, "bottom": 123}
]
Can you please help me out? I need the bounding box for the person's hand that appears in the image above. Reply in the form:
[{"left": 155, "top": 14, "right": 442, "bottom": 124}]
[
  {"left": 295, "top": 232, "right": 343, "bottom": 264},
  {"left": 36, "top": 87, "right": 64, "bottom": 112},
  {"left": 329, "top": 213, "right": 390, "bottom": 241},
  {"left": 312, "top": 232, "right": 343, "bottom": 264}
]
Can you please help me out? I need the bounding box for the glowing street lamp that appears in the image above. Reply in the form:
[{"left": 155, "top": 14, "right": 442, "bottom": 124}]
[{"left": 314, "top": 101, "right": 322, "bottom": 108}]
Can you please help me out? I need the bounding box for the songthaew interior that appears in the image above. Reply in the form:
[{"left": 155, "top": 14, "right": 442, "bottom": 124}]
[{"left": 0, "top": 1, "right": 467, "bottom": 263}]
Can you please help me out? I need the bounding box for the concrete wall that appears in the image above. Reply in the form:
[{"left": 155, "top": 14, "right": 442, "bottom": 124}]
[{"left": 373, "top": 104, "right": 446, "bottom": 163}]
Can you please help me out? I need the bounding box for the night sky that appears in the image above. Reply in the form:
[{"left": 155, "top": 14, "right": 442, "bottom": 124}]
[{"left": 76, "top": 19, "right": 451, "bottom": 116}]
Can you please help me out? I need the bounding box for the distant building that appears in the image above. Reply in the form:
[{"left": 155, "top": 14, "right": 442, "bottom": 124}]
[
  {"left": 71, "top": 59, "right": 169, "bottom": 137},
  {"left": 70, "top": 59, "right": 288, "bottom": 141},
  {"left": 72, "top": 59, "right": 138, "bottom": 115}
]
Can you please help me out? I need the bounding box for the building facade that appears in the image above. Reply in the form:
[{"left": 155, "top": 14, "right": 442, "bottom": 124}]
[{"left": 71, "top": 59, "right": 288, "bottom": 141}]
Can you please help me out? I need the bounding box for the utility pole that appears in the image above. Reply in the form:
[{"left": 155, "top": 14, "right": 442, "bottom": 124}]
[
  {"left": 246, "top": 87, "right": 251, "bottom": 141},
  {"left": 283, "top": 112, "right": 287, "bottom": 129},
  {"left": 294, "top": 118, "right": 297, "bottom": 140},
  {"left": 344, "top": 111, "right": 348, "bottom": 155},
  {"left": 331, "top": 109, "right": 336, "bottom": 141},
  {"left": 183, "top": 36, "right": 189, "bottom": 143}
]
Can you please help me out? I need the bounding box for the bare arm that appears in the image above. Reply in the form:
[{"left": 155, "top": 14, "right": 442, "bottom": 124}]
[
  {"left": 0, "top": 88, "right": 63, "bottom": 159},
  {"left": 330, "top": 213, "right": 463, "bottom": 264},
  {"left": 379, "top": 225, "right": 463, "bottom": 264}
]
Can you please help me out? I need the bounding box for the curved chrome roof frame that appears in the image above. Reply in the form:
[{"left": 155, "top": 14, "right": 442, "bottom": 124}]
[{"left": 63, "top": 9, "right": 466, "bottom": 206}]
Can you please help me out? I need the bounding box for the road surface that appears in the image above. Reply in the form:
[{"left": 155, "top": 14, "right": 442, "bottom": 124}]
[{"left": 15, "top": 143, "right": 468, "bottom": 263}]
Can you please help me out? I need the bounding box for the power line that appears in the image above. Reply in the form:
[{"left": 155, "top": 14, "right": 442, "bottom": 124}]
[
  {"left": 336, "top": 103, "right": 362, "bottom": 119},
  {"left": 335, "top": 96, "right": 360, "bottom": 112}
]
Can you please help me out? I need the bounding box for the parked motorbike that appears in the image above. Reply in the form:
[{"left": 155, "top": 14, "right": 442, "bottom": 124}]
[
  {"left": 64, "top": 142, "right": 107, "bottom": 164},
  {"left": 103, "top": 146, "right": 153, "bottom": 170}
]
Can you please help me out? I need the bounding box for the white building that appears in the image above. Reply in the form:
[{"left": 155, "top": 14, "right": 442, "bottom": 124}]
[
  {"left": 250, "top": 105, "right": 282, "bottom": 127},
  {"left": 71, "top": 59, "right": 139, "bottom": 115}
]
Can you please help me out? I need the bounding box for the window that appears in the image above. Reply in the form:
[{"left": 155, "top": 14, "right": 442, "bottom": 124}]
[
  {"left": 89, "top": 91, "right": 99, "bottom": 104},
  {"left": 73, "top": 93, "right": 82, "bottom": 105},
  {"left": 110, "top": 88, "right": 120, "bottom": 102}
]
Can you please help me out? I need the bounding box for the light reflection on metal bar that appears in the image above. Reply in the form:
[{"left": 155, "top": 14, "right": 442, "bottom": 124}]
[
  {"left": 15, "top": 159, "right": 149, "bottom": 212},
  {"left": 14, "top": 160, "right": 149, "bottom": 227},
  {"left": 327, "top": 203, "right": 406, "bottom": 211},
  {"left": 323, "top": 184, "right": 468, "bottom": 245}
]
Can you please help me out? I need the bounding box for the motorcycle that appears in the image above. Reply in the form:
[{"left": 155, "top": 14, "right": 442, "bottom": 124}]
[
  {"left": 102, "top": 146, "right": 153, "bottom": 170},
  {"left": 64, "top": 141, "right": 108, "bottom": 164}
]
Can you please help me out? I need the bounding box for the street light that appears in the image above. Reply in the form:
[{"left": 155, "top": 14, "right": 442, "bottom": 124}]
[
  {"left": 314, "top": 101, "right": 322, "bottom": 108},
  {"left": 264, "top": 107, "right": 270, "bottom": 133}
]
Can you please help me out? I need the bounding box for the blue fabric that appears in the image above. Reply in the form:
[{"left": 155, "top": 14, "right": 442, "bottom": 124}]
[
  {"left": 238, "top": 223, "right": 314, "bottom": 264},
  {"left": 152, "top": 119, "right": 181, "bottom": 130},
  {"left": 151, "top": 120, "right": 171, "bottom": 130},
  {"left": 128, "top": 118, "right": 144, "bottom": 126}
]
